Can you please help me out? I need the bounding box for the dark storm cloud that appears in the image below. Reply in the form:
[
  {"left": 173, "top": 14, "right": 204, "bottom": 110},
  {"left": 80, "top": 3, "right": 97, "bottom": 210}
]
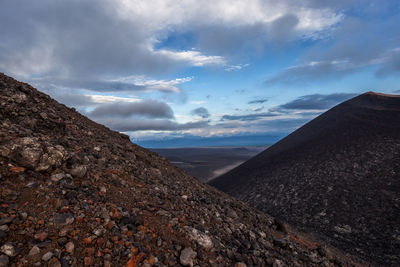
[
  {"left": 98, "top": 118, "right": 209, "bottom": 132},
  {"left": 279, "top": 93, "right": 356, "bottom": 110},
  {"left": 221, "top": 112, "right": 279, "bottom": 121},
  {"left": 36, "top": 85, "right": 96, "bottom": 108},
  {"left": 248, "top": 98, "right": 268, "bottom": 104},
  {"left": 87, "top": 100, "right": 174, "bottom": 119},
  {"left": 57, "top": 79, "right": 185, "bottom": 93},
  {"left": 0, "top": 0, "right": 180, "bottom": 80},
  {"left": 52, "top": 93, "right": 95, "bottom": 108},
  {"left": 58, "top": 80, "right": 152, "bottom": 93},
  {"left": 190, "top": 107, "right": 210, "bottom": 118}
]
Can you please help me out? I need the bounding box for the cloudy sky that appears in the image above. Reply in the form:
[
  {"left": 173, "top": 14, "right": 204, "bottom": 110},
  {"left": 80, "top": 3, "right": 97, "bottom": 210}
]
[{"left": 1, "top": 0, "right": 400, "bottom": 147}]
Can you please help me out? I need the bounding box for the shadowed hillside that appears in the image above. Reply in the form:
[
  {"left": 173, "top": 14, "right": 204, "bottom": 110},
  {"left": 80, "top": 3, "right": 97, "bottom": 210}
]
[
  {"left": 0, "top": 73, "right": 363, "bottom": 266},
  {"left": 210, "top": 92, "right": 400, "bottom": 266}
]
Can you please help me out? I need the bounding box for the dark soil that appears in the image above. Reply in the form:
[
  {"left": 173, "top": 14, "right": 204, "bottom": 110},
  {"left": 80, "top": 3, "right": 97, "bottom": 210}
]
[
  {"left": 0, "top": 73, "right": 363, "bottom": 266},
  {"left": 210, "top": 92, "right": 400, "bottom": 266}
]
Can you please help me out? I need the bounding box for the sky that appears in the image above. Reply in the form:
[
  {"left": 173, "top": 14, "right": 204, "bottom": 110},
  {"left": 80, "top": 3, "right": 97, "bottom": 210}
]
[{"left": 1, "top": 0, "right": 400, "bottom": 147}]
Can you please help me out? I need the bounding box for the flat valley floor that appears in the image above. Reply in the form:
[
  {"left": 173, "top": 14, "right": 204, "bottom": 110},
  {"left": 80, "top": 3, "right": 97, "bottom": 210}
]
[{"left": 151, "top": 146, "right": 267, "bottom": 182}]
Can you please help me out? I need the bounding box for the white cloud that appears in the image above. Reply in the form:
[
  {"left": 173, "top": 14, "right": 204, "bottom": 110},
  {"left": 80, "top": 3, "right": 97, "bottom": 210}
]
[
  {"left": 87, "top": 95, "right": 140, "bottom": 104},
  {"left": 109, "top": 75, "right": 193, "bottom": 93},
  {"left": 0, "top": 0, "right": 344, "bottom": 82},
  {"left": 225, "top": 63, "right": 250, "bottom": 72},
  {"left": 116, "top": 0, "right": 342, "bottom": 39},
  {"left": 190, "top": 100, "right": 207, "bottom": 105},
  {"left": 155, "top": 50, "right": 226, "bottom": 66}
]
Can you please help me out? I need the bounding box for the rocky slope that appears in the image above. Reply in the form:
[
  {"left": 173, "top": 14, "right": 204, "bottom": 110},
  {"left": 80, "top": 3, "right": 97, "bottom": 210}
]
[
  {"left": 210, "top": 92, "right": 400, "bottom": 266},
  {"left": 0, "top": 73, "right": 363, "bottom": 266}
]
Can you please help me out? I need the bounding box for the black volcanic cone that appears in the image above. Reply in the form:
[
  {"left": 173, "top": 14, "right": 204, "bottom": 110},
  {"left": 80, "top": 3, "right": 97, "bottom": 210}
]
[{"left": 210, "top": 92, "right": 400, "bottom": 266}]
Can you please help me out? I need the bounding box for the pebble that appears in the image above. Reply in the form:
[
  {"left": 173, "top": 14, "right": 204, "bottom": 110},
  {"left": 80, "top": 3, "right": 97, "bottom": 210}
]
[
  {"left": 0, "top": 255, "right": 9, "bottom": 267},
  {"left": 57, "top": 237, "right": 68, "bottom": 246},
  {"left": 58, "top": 227, "right": 70, "bottom": 237},
  {"left": 54, "top": 213, "right": 74, "bottom": 226},
  {"left": 0, "top": 243, "right": 20, "bottom": 257},
  {"left": 0, "top": 217, "right": 13, "bottom": 225},
  {"left": 69, "top": 165, "right": 87, "bottom": 178},
  {"left": 20, "top": 212, "right": 28, "bottom": 220},
  {"left": 42, "top": 251, "right": 54, "bottom": 261},
  {"left": 186, "top": 227, "right": 213, "bottom": 249},
  {"left": 51, "top": 173, "right": 66, "bottom": 182},
  {"left": 93, "top": 227, "right": 104, "bottom": 236},
  {"left": 180, "top": 247, "right": 197, "bottom": 267},
  {"left": 48, "top": 258, "right": 62, "bottom": 267},
  {"left": 273, "top": 259, "right": 285, "bottom": 267},
  {"left": 227, "top": 209, "right": 239, "bottom": 219},
  {"left": 65, "top": 242, "right": 75, "bottom": 253},
  {"left": 84, "top": 256, "right": 94, "bottom": 266},
  {"left": 34, "top": 231, "right": 49, "bottom": 241},
  {"left": 28, "top": 246, "right": 41, "bottom": 257}
]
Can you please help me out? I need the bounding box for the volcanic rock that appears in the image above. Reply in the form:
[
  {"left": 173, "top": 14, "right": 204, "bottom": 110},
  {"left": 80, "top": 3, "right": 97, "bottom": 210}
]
[
  {"left": 210, "top": 92, "right": 400, "bottom": 266},
  {"left": 0, "top": 243, "right": 20, "bottom": 257},
  {"left": 0, "top": 73, "right": 361, "bottom": 266},
  {"left": 180, "top": 247, "right": 197, "bottom": 266}
]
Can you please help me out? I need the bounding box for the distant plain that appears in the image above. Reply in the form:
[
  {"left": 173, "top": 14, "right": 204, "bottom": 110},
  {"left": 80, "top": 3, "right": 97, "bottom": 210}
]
[{"left": 151, "top": 146, "right": 267, "bottom": 182}]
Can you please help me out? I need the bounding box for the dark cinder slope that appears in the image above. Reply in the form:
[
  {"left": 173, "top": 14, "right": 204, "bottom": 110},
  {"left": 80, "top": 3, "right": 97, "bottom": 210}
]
[
  {"left": 0, "top": 73, "right": 362, "bottom": 266},
  {"left": 210, "top": 92, "right": 400, "bottom": 266}
]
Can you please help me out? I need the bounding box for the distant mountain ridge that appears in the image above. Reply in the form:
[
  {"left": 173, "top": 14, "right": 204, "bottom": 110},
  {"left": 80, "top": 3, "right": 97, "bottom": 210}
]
[{"left": 210, "top": 92, "right": 400, "bottom": 266}]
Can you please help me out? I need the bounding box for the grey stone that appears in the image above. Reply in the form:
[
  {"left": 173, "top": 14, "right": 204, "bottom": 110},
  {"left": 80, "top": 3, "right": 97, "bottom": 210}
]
[
  {"left": 40, "top": 145, "right": 65, "bottom": 171},
  {"left": 93, "top": 227, "right": 104, "bottom": 236},
  {"left": 51, "top": 173, "right": 66, "bottom": 182},
  {"left": 227, "top": 209, "right": 238, "bottom": 219},
  {"left": 69, "top": 165, "right": 87, "bottom": 178},
  {"left": 28, "top": 246, "right": 41, "bottom": 257},
  {"left": 53, "top": 213, "right": 74, "bottom": 227},
  {"left": 42, "top": 251, "right": 54, "bottom": 261},
  {"left": 180, "top": 247, "right": 197, "bottom": 267},
  {"left": 185, "top": 227, "right": 213, "bottom": 249},
  {"left": 0, "top": 243, "right": 20, "bottom": 257},
  {"left": 12, "top": 137, "right": 43, "bottom": 169}
]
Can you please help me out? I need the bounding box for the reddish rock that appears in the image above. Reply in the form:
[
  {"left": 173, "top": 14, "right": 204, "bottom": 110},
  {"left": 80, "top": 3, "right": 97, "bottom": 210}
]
[
  {"left": 34, "top": 231, "right": 48, "bottom": 241},
  {"left": 84, "top": 256, "right": 94, "bottom": 266}
]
